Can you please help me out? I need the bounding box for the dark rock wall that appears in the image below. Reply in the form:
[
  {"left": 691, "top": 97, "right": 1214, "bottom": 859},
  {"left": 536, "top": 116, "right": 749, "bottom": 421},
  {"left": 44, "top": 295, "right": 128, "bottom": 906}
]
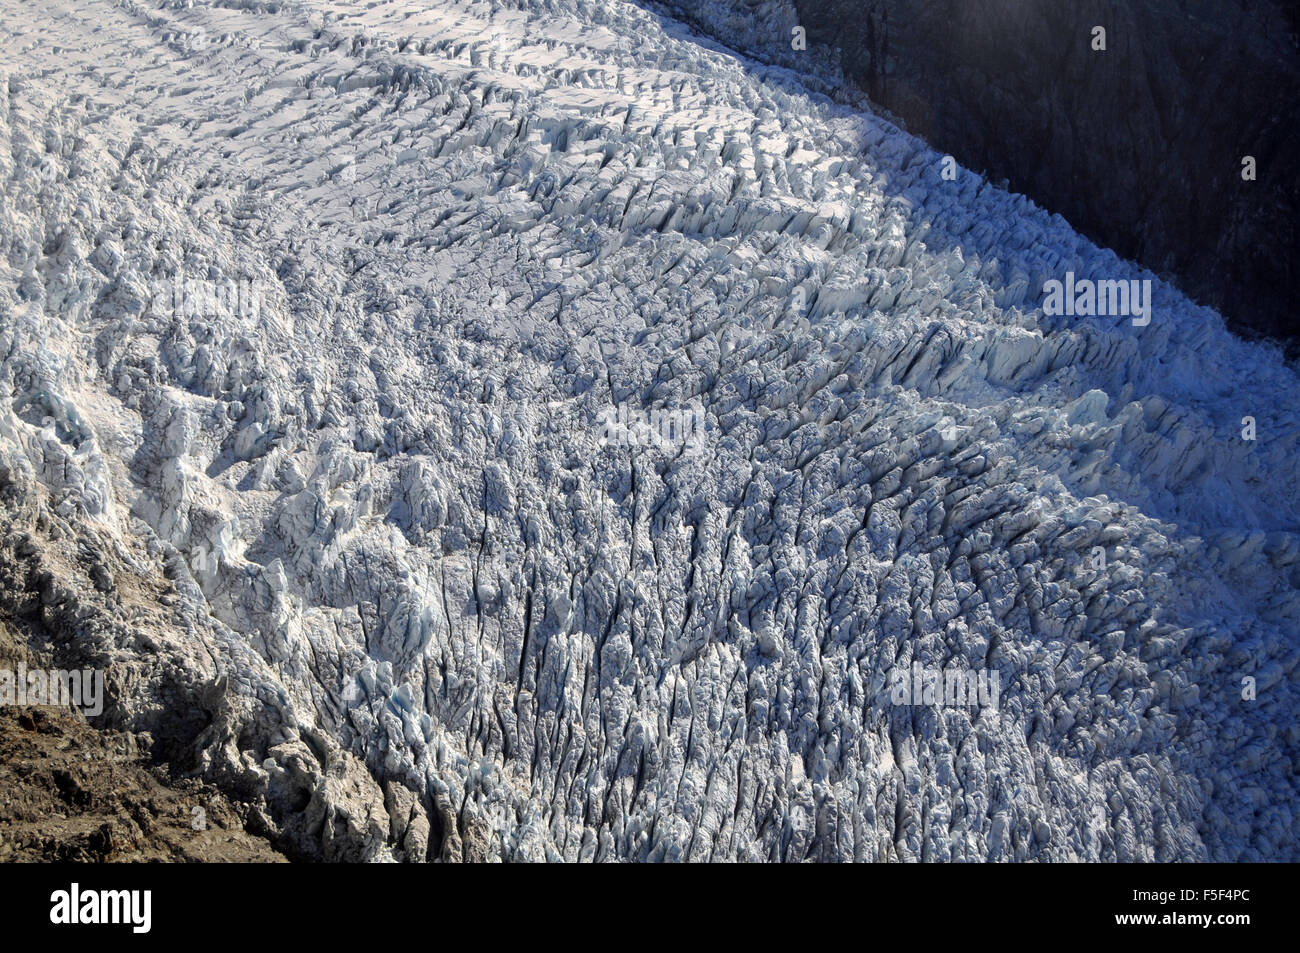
[
  {"left": 666, "top": 0, "right": 1300, "bottom": 344},
  {"left": 801, "top": 0, "right": 1300, "bottom": 343}
]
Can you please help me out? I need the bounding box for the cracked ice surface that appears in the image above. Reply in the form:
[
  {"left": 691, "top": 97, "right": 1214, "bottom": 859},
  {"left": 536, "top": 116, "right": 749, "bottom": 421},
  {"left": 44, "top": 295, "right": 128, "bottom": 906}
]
[{"left": 0, "top": 0, "right": 1296, "bottom": 861}]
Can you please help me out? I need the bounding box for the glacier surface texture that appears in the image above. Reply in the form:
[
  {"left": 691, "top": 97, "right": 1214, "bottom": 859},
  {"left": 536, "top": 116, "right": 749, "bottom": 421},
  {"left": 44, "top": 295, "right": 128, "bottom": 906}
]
[{"left": 0, "top": 0, "right": 1296, "bottom": 861}]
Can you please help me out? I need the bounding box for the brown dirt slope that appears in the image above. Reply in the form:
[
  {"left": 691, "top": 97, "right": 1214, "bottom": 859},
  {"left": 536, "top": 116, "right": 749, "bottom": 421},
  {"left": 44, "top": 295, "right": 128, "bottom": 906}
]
[{"left": 0, "top": 623, "right": 286, "bottom": 863}]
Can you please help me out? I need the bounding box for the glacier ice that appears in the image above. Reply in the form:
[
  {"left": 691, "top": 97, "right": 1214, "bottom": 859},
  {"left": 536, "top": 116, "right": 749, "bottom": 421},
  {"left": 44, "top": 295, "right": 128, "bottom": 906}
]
[{"left": 0, "top": 0, "right": 1296, "bottom": 862}]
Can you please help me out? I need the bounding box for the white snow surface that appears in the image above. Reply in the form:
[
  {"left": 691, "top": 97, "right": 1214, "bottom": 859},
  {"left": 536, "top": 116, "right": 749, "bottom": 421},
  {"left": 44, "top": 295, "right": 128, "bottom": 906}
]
[{"left": 0, "top": 0, "right": 1296, "bottom": 861}]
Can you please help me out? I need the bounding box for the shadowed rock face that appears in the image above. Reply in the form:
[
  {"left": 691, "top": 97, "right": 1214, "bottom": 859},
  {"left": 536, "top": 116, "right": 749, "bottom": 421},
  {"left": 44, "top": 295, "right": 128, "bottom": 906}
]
[
  {"left": 794, "top": 0, "right": 1300, "bottom": 345},
  {"left": 665, "top": 0, "right": 1300, "bottom": 346}
]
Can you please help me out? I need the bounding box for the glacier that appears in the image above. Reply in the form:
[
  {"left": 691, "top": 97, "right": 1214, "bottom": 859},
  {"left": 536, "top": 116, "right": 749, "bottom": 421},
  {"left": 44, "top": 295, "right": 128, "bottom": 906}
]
[{"left": 0, "top": 0, "right": 1296, "bottom": 862}]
